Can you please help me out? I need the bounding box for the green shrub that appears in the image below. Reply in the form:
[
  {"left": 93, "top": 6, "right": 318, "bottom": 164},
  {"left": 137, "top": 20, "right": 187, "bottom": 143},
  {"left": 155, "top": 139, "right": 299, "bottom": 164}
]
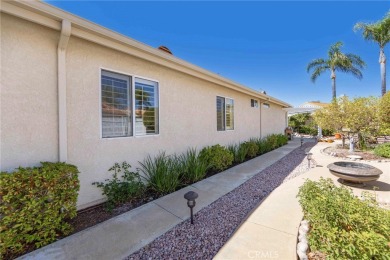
[
  {"left": 236, "top": 142, "right": 249, "bottom": 163},
  {"left": 227, "top": 143, "right": 238, "bottom": 161},
  {"left": 266, "top": 134, "right": 279, "bottom": 150},
  {"left": 199, "top": 144, "right": 234, "bottom": 172},
  {"left": 228, "top": 143, "right": 248, "bottom": 163},
  {"left": 0, "top": 162, "right": 79, "bottom": 257},
  {"left": 92, "top": 162, "right": 144, "bottom": 211},
  {"left": 179, "top": 148, "right": 210, "bottom": 184},
  {"left": 322, "top": 128, "right": 334, "bottom": 136},
  {"left": 297, "top": 178, "right": 390, "bottom": 259},
  {"left": 374, "top": 143, "right": 390, "bottom": 158},
  {"left": 300, "top": 125, "right": 318, "bottom": 135},
  {"left": 276, "top": 134, "right": 288, "bottom": 147},
  {"left": 256, "top": 138, "right": 268, "bottom": 154},
  {"left": 242, "top": 140, "right": 259, "bottom": 158},
  {"left": 138, "top": 152, "right": 181, "bottom": 195}
]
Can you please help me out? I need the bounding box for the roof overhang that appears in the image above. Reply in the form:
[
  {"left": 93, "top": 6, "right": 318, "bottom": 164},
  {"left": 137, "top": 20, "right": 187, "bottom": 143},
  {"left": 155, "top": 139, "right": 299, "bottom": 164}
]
[
  {"left": 1, "top": 0, "right": 291, "bottom": 108},
  {"left": 283, "top": 107, "right": 322, "bottom": 116}
]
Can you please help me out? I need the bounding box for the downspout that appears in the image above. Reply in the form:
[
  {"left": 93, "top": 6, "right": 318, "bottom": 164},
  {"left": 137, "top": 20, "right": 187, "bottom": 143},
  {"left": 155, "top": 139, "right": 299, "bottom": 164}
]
[
  {"left": 259, "top": 100, "right": 262, "bottom": 138},
  {"left": 58, "top": 20, "right": 71, "bottom": 162}
]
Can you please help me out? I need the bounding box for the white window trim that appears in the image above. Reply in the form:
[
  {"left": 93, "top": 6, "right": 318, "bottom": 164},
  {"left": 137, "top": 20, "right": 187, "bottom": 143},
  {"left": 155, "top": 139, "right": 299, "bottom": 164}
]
[
  {"left": 99, "top": 67, "right": 160, "bottom": 139},
  {"left": 216, "top": 95, "right": 235, "bottom": 132},
  {"left": 251, "top": 98, "right": 259, "bottom": 108}
]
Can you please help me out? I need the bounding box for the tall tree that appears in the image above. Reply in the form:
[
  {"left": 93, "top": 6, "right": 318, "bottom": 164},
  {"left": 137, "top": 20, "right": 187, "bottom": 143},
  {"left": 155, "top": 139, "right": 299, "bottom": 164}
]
[
  {"left": 354, "top": 11, "right": 390, "bottom": 96},
  {"left": 307, "top": 42, "right": 366, "bottom": 100}
]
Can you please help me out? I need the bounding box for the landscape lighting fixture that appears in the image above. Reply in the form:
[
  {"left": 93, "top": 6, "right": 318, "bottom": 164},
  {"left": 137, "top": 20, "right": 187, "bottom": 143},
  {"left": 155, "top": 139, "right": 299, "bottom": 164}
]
[
  {"left": 184, "top": 191, "right": 198, "bottom": 224},
  {"left": 301, "top": 136, "right": 304, "bottom": 146},
  {"left": 306, "top": 153, "right": 313, "bottom": 168}
]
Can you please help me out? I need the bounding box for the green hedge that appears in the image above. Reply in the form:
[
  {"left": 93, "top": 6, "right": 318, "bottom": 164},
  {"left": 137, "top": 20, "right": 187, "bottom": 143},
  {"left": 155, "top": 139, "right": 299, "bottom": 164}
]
[
  {"left": 199, "top": 144, "right": 234, "bottom": 172},
  {"left": 96, "top": 134, "right": 289, "bottom": 207},
  {"left": 374, "top": 143, "right": 390, "bottom": 158},
  {"left": 298, "top": 178, "right": 390, "bottom": 259},
  {"left": 0, "top": 162, "right": 80, "bottom": 257}
]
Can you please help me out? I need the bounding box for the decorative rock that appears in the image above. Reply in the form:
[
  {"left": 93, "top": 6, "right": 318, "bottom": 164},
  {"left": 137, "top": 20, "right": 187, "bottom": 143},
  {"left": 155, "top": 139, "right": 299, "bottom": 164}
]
[
  {"left": 297, "top": 241, "right": 309, "bottom": 260},
  {"left": 128, "top": 142, "right": 318, "bottom": 260},
  {"left": 297, "top": 249, "right": 308, "bottom": 260},
  {"left": 298, "top": 233, "right": 306, "bottom": 241},
  {"left": 299, "top": 225, "right": 309, "bottom": 234},
  {"left": 347, "top": 155, "right": 362, "bottom": 160},
  {"left": 299, "top": 237, "right": 308, "bottom": 245},
  {"left": 297, "top": 241, "right": 308, "bottom": 252},
  {"left": 300, "top": 219, "right": 309, "bottom": 225}
]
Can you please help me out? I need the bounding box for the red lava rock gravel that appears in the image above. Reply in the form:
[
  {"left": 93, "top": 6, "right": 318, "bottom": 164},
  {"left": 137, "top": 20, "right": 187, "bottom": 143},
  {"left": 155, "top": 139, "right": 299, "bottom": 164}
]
[{"left": 127, "top": 142, "right": 316, "bottom": 260}]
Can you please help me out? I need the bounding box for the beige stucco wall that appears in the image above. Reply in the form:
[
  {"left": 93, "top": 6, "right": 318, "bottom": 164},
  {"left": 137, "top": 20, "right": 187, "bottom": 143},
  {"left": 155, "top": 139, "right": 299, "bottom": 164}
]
[
  {"left": 261, "top": 103, "right": 287, "bottom": 137},
  {"left": 0, "top": 13, "right": 59, "bottom": 171},
  {"left": 66, "top": 37, "right": 266, "bottom": 207},
  {"left": 1, "top": 14, "right": 288, "bottom": 209}
]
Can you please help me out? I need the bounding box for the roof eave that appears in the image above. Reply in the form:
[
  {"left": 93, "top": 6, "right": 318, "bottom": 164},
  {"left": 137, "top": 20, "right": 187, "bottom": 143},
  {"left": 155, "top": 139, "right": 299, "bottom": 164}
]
[{"left": 1, "top": 0, "right": 291, "bottom": 108}]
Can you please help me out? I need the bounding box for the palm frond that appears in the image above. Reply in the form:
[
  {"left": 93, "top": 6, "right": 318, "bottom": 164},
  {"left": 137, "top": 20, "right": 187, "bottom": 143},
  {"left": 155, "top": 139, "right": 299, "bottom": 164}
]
[
  {"left": 346, "top": 54, "right": 366, "bottom": 69},
  {"left": 310, "top": 66, "right": 327, "bottom": 83},
  {"left": 328, "top": 41, "right": 343, "bottom": 58},
  {"left": 354, "top": 12, "right": 390, "bottom": 48},
  {"left": 307, "top": 58, "right": 327, "bottom": 72}
]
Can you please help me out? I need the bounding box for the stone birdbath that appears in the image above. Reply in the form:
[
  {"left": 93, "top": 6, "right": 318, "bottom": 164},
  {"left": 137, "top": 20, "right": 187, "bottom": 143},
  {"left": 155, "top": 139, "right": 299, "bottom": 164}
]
[{"left": 327, "top": 161, "right": 383, "bottom": 186}]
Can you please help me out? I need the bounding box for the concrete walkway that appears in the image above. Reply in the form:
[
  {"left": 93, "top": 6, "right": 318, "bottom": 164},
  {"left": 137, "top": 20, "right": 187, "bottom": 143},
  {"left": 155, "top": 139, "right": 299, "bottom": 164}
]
[
  {"left": 19, "top": 139, "right": 302, "bottom": 260},
  {"left": 215, "top": 141, "right": 390, "bottom": 260}
]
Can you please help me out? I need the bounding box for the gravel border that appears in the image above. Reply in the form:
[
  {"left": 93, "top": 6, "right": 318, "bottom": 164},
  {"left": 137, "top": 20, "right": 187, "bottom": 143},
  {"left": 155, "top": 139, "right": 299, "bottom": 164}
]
[{"left": 127, "top": 142, "right": 316, "bottom": 260}]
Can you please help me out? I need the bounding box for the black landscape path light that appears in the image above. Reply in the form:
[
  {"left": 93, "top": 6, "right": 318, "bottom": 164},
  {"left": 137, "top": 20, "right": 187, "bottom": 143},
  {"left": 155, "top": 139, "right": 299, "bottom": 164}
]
[
  {"left": 306, "top": 153, "right": 313, "bottom": 168},
  {"left": 301, "top": 136, "right": 304, "bottom": 146},
  {"left": 184, "top": 191, "right": 198, "bottom": 224}
]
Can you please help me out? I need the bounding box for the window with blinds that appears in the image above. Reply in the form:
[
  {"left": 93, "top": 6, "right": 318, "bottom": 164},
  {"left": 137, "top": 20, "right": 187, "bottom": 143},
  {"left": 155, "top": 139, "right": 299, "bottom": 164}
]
[
  {"left": 216, "top": 96, "right": 225, "bottom": 131},
  {"left": 101, "top": 70, "right": 159, "bottom": 138},
  {"left": 216, "top": 96, "right": 234, "bottom": 131},
  {"left": 101, "top": 70, "right": 132, "bottom": 138},
  {"left": 135, "top": 78, "right": 159, "bottom": 136},
  {"left": 225, "top": 98, "right": 234, "bottom": 130}
]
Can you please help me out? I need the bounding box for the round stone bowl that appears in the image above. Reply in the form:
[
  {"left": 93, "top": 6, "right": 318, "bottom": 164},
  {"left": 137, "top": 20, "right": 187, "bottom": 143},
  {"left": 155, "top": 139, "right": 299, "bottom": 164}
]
[{"left": 327, "top": 161, "right": 383, "bottom": 185}]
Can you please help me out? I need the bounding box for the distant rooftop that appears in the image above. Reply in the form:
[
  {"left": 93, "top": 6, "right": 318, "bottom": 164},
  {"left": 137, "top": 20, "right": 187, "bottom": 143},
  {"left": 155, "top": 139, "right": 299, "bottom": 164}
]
[{"left": 284, "top": 101, "right": 329, "bottom": 116}]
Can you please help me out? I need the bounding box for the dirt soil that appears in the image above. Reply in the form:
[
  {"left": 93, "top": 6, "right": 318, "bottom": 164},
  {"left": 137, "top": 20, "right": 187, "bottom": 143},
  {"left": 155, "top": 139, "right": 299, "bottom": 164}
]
[
  {"left": 67, "top": 191, "right": 161, "bottom": 235},
  {"left": 323, "top": 144, "right": 385, "bottom": 161}
]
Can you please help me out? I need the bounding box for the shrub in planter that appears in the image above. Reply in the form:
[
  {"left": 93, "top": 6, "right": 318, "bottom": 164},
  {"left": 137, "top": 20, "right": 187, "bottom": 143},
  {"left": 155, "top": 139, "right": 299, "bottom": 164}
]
[
  {"left": 92, "top": 162, "right": 145, "bottom": 211},
  {"left": 0, "top": 162, "right": 79, "bottom": 257},
  {"left": 227, "top": 144, "right": 240, "bottom": 163},
  {"left": 374, "top": 143, "right": 390, "bottom": 158},
  {"left": 242, "top": 140, "right": 259, "bottom": 158},
  {"left": 236, "top": 142, "right": 249, "bottom": 163},
  {"left": 199, "top": 144, "right": 234, "bottom": 172},
  {"left": 138, "top": 152, "right": 181, "bottom": 195},
  {"left": 276, "top": 134, "right": 288, "bottom": 147},
  {"left": 297, "top": 178, "right": 390, "bottom": 259},
  {"left": 256, "top": 139, "right": 268, "bottom": 155},
  {"left": 179, "top": 148, "right": 210, "bottom": 184}
]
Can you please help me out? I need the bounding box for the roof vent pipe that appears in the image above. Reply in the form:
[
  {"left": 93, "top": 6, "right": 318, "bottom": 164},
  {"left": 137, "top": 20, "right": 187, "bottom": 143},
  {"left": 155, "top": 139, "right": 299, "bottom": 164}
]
[{"left": 158, "top": 45, "right": 173, "bottom": 55}]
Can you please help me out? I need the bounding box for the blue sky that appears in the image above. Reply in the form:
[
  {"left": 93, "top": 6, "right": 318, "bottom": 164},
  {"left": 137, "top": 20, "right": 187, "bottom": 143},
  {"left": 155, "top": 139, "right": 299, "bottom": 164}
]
[{"left": 47, "top": 1, "right": 389, "bottom": 107}]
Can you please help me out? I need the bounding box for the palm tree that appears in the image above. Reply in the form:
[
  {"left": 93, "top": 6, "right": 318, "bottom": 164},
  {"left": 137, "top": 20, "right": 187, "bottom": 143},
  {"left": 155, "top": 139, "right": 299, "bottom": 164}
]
[
  {"left": 307, "top": 42, "right": 366, "bottom": 100},
  {"left": 354, "top": 12, "right": 390, "bottom": 96}
]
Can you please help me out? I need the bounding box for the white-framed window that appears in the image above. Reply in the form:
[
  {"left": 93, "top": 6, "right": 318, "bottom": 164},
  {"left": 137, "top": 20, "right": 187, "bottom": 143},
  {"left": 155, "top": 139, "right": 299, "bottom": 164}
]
[
  {"left": 251, "top": 99, "right": 258, "bottom": 108},
  {"left": 216, "top": 96, "right": 234, "bottom": 131},
  {"left": 134, "top": 78, "right": 159, "bottom": 136},
  {"left": 101, "top": 70, "right": 159, "bottom": 138},
  {"left": 263, "top": 103, "right": 270, "bottom": 108}
]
